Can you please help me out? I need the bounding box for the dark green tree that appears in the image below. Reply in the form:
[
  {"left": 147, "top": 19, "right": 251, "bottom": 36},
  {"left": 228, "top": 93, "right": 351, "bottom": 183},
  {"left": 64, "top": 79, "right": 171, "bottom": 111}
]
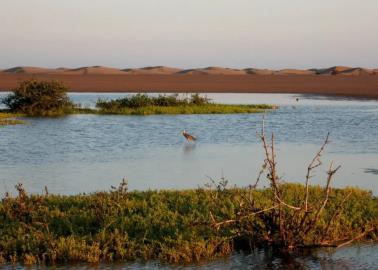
[{"left": 2, "top": 79, "right": 73, "bottom": 116}]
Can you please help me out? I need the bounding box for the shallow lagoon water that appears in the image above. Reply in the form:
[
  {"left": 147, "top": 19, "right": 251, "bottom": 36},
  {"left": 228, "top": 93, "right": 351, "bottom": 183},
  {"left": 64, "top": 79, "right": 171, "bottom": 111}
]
[
  {"left": 3, "top": 244, "right": 378, "bottom": 269},
  {"left": 0, "top": 93, "right": 377, "bottom": 269},
  {"left": 0, "top": 93, "right": 377, "bottom": 195}
]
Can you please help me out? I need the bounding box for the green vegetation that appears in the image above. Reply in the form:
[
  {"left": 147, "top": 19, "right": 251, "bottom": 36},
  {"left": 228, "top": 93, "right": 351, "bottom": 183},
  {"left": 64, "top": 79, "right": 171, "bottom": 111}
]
[
  {"left": 94, "top": 94, "right": 274, "bottom": 115},
  {"left": 1, "top": 79, "right": 74, "bottom": 116},
  {"left": 1, "top": 80, "right": 275, "bottom": 116},
  {"left": 0, "top": 113, "right": 24, "bottom": 126},
  {"left": 0, "top": 182, "right": 376, "bottom": 265}
]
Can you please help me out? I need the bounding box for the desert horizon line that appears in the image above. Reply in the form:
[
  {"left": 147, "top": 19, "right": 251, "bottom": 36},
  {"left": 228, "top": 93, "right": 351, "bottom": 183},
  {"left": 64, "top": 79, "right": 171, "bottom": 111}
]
[{"left": 1, "top": 65, "right": 378, "bottom": 76}]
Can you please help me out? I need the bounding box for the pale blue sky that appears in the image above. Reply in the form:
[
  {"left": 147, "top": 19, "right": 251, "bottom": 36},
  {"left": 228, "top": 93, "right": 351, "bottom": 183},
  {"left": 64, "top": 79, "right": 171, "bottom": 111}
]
[{"left": 1, "top": 0, "right": 377, "bottom": 69}]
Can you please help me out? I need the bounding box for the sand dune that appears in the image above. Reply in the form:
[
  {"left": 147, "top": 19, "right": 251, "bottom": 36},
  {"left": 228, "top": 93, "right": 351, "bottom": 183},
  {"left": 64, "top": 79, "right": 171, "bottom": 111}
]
[
  {"left": 1, "top": 65, "right": 377, "bottom": 98},
  {"left": 1, "top": 73, "right": 378, "bottom": 99},
  {"left": 337, "top": 68, "right": 375, "bottom": 76},
  {"left": 312, "top": 66, "right": 377, "bottom": 76},
  {"left": 244, "top": 68, "right": 274, "bottom": 75},
  {"left": 1, "top": 66, "right": 377, "bottom": 77},
  {"left": 315, "top": 66, "right": 352, "bottom": 75},
  {"left": 3, "top": 66, "right": 60, "bottom": 74},
  {"left": 61, "top": 66, "right": 126, "bottom": 75},
  {"left": 179, "top": 67, "right": 247, "bottom": 75},
  {"left": 274, "top": 69, "right": 315, "bottom": 75},
  {"left": 122, "top": 66, "right": 181, "bottom": 75}
]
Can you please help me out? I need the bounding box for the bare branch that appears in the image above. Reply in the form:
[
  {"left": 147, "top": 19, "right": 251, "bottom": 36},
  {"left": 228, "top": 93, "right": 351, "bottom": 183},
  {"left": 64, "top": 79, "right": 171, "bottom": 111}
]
[
  {"left": 336, "top": 226, "right": 376, "bottom": 248},
  {"left": 212, "top": 205, "right": 279, "bottom": 228},
  {"left": 304, "top": 132, "right": 330, "bottom": 212}
]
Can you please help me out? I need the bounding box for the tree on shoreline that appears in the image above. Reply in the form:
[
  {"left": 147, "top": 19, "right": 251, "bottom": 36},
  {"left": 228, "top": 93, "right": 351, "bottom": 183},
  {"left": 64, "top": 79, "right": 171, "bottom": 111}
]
[{"left": 1, "top": 79, "right": 73, "bottom": 116}]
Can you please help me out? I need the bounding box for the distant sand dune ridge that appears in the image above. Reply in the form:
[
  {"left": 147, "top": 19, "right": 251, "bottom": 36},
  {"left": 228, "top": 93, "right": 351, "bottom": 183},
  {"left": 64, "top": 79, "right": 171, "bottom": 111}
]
[
  {"left": 179, "top": 67, "right": 247, "bottom": 75},
  {"left": 60, "top": 66, "right": 126, "bottom": 75},
  {"left": 122, "top": 66, "right": 181, "bottom": 75},
  {"left": 2, "top": 65, "right": 376, "bottom": 76}
]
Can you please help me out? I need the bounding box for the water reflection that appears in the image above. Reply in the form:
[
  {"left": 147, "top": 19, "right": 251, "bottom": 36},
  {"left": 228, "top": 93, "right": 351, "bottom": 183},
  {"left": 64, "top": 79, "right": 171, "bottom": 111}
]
[
  {"left": 3, "top": 244, "right": 377, "bottom": 269},
  {"left": 364, "top": 168, "right": 378, "bottom": 175},
  {"left": 183, "top": 143, "right": 196, "bottom": 155}
]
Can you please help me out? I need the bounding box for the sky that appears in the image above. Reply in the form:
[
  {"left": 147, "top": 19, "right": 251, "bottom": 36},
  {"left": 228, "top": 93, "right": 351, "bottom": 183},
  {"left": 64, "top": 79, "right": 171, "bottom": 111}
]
[{"left": 1, "top": 0, "right": 377, "bottom": 69}]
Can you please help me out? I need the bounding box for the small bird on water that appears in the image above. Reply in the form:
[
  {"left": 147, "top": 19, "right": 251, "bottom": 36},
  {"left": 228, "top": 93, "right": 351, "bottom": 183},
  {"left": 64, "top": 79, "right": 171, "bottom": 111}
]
[{"left": 182, "top": 130, "right": 197, "bottom": 142}]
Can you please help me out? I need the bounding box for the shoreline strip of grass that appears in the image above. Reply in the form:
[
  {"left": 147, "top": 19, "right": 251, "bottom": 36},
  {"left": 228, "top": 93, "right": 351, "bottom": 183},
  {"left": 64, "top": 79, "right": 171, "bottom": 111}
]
[
  {"left": 0, "top": 183, "right": 376, "bottom": 265},
  {"left": 75, "top": 104, "right": 275, "bottom": 115},
  {"left": 86, "top": 94, "right": 276, "bottom": 115}
]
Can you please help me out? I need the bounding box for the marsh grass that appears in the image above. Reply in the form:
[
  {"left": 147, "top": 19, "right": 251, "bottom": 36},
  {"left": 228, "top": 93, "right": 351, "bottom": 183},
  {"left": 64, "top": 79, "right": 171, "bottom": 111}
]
[
  {"left": 94, "top": 94, "right": 274, "bottom": 115},
  {"left": 0, "top": 182, "right": 376, "bottom": 265},
  {"left": 90, "top": 104, "right": 273, "bottom": 115}
]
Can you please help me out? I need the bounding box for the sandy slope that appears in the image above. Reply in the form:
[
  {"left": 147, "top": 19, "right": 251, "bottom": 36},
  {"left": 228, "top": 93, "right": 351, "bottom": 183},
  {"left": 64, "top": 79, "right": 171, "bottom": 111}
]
[
  {"left": 274, "top": 69, "right": 315, "bottom": 75},
  {"left": 179, "top": 67, "right": 247, "bottom": 75},
  {"left": 122, "top": 66, "right": 181, "bottom": 75},
  {"left": 1, "top": 73, "right": 377, "bottom": 98},
  {"left": 2, "top": 65, "right": 377, "bottom": 76},
  {"left": 60, "top": 66, "right": 126, "bottom": 75},
  {"left": 1, "top": 65, "right": 377, "bottom": 98},
  {"left": 3, "top": 66, "right": 60, "bottom": 74}
]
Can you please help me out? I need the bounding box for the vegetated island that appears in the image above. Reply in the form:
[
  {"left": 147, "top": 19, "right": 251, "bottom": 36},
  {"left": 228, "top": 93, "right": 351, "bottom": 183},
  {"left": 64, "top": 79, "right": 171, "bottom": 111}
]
[
  {"left": 0, "top": 79, "right": 275, "bottom": 117},
  {"left": 91, "top": 93, "right": 274, "bottom": 115}
]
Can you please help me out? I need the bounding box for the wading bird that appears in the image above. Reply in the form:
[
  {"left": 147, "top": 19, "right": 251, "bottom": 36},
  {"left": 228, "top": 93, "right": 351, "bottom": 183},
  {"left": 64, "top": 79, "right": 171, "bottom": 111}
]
[{"left": 182, "top": 130, "right": 197, "bottom": 142}]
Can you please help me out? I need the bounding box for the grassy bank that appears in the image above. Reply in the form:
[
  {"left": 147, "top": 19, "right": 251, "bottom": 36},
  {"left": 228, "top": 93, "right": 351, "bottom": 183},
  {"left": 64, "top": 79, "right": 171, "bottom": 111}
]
[
  {"left": 92, "top": 94, "right": 275, "bottom": 115},
  {"left": 0, "top": 183, "right": 376, "bottom": 265},
  {"left": 78, "top": 104, "right": 273, "bottom": 115},
  {"left": 0, "top": 113, "right": 24, "bottom": 126}
]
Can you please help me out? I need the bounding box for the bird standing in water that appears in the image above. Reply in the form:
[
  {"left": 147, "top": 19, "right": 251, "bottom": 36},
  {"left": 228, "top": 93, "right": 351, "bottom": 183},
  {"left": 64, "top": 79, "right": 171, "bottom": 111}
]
[{"left": 182, "top": 130, "right": 197, "bottom": 142}]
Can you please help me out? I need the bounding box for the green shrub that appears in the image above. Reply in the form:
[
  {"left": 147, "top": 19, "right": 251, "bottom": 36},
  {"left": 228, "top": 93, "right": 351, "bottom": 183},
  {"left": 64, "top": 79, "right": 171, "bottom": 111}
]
[
  {"left": 94, "top": 94, "right": 273, "bottom": 115},
  {"left": 1, "top": 79, "right": 74, "bottom": 116},
  {"left": 95, "top": 93, "right": 209, "bottom": 111},
  {"left": 0, "top": 183, "right": 376, "bottom": 265}
]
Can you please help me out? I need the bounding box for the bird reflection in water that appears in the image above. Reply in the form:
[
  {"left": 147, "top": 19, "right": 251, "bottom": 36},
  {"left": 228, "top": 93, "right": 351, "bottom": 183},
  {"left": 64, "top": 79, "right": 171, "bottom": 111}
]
[
  {"left": 183, "top": 142, "right": 196, "bottom": 154},
  {"left": 182, "top": 130, "right": 197, "bottom": 155}
]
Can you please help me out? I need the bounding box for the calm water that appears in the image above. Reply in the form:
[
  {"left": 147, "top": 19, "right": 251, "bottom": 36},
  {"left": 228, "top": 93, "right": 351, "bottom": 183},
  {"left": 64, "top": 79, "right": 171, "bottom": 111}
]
[
  {"left": 0, "top": 93, "right": 377, "bottom": 269},
  {"left": 0, "top": 93, "right": 377, "bottom": 195},
  {"left": 2, "top": 244, "right": 378, "bottom": 269}
]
